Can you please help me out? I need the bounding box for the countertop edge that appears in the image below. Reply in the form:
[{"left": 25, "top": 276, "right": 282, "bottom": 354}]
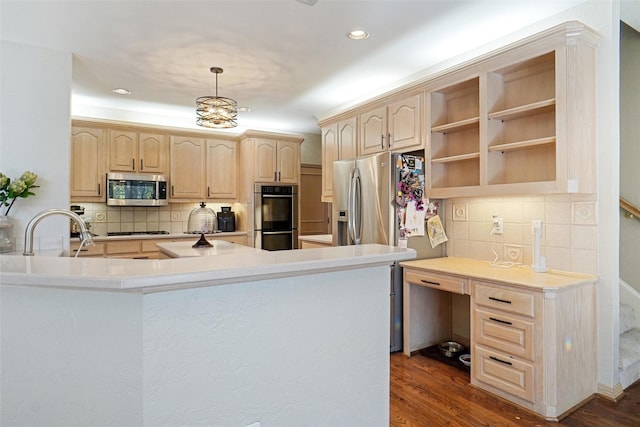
[{"left": 1, "top": 245, "right": 416, "bottom": 293}]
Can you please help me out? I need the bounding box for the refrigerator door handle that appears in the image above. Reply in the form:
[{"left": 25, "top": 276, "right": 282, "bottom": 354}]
[
  {"left": 353, "top": 167, "right": 362, "bottom": 245},
  {"left": 347, "top": 168, "right": 356, "bottom": 245}
]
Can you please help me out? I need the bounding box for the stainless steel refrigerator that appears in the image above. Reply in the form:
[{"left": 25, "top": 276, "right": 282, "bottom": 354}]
[{"left": 332, "top": 151, "right": 444, "bottom": 352}]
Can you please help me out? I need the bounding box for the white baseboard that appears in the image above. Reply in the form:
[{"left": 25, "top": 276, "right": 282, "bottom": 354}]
[{"left": 597, "top": 381, "right": 625, "bottom": 401}]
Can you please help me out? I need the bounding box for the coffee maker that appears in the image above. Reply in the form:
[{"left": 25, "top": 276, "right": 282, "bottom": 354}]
[{"left": 217, "top": 206, "right": 235, "bottom": 232}]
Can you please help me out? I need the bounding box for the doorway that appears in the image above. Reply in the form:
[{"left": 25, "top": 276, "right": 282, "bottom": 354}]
[{"left": 299, "top": 164, "right": 331, "bottom": 236}]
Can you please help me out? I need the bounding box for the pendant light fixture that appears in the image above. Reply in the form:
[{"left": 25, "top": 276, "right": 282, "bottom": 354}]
[{"left": 196, "top": 67, "right": 238, "bottom": 128}]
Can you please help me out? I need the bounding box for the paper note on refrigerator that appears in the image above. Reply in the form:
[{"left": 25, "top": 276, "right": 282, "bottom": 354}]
[
  {"left": 427, "top": 214, "right": 448, "bottom": 248},
  {"left": 404, "top": 200, "right": 425, "bottom": 236}
]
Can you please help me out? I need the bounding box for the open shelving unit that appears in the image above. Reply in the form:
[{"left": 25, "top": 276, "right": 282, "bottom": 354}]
[
  {"left": 421, "top": 22, "right": 599, "bottom": 198},
  {"left": 486, "top": 51, "right": 557, "bottom": 186},
  {"left": 429, "top": 77, "right": 480, "bottom": 190}
]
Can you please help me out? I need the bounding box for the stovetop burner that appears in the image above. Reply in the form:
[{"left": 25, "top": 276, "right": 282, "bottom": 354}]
[{"left": 107, "top": 231, "right": 170, "bottom": 236}]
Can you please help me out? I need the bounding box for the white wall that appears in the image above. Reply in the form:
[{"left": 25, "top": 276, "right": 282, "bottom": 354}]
[
  {"left": 144, "top": 268, "right": 389, "bottom": 426},
  {"left": 0, "top": 41, "right": 72, "bottom": 252},
  {"left": 1, "top": 267, "right": 390, "bottom": 426},
  {"left": 300, "top": 131, "right": 321, "bottom": 165},
  {"left": 1, "top": 285, "right": 143, "bottom": 427},
  {"left": 619, "top": 22, "right": 640, "bottom": 291}
]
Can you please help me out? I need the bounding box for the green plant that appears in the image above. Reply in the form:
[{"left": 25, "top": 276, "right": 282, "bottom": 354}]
[{"left": 0, "top": 171, "right": 39, "bottom": 215}]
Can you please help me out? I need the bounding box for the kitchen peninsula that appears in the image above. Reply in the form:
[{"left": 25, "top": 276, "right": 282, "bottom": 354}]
[{"left": 0, "top": 244, "right": 414, "bottom": 426}]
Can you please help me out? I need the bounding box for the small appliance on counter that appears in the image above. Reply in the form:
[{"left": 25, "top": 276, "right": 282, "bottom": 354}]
[{"left": 217, "top": 206, "right": 235, "bottom": 232}]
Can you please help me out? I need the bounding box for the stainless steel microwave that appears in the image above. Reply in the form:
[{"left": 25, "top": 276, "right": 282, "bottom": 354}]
[{"left": 106, "top": 173, "right": 168, "bottom": 206}]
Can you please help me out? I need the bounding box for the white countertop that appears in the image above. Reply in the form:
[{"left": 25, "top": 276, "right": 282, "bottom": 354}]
[
  {"left": 157, "top": 240, "right": 263, "bottom": 258},
  {"left": 0, "top": 244, "right": 416, "bottom": 293},
  {"left": 298, "top": 234, "right": 332, "bottom": 244}
]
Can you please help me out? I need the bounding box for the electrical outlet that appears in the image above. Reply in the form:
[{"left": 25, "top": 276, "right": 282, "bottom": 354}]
[{"left": 492, "top": 215, "right": 503, "bottom": 234}]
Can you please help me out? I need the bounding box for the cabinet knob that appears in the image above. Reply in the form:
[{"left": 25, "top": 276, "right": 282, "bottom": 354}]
[
  {"left": 132, "top": 159, "right": 135, "bottom": 170},
  {"left": 140, "top": 159, "right": 144, "bottom": 170},
  {"left": 380, "top": 134, "right": 384, "bottom": 150},
  {"left": 388, "top": 132, "right": 391, "bottom": 147}
]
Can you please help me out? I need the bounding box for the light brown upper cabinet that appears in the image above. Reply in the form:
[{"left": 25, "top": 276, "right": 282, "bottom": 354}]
[
  {"left": 71, "top": 125, "right": 105, "bottom": 201},
  {"left": 249, "top": 138, "right": 301, "bottom": 184},
  {"left": 359, "top": 93, "right": 422, "bottom": 156},
  {"left": 428, "top": 77, "right": 481, "bottom": 191},
  {"left": 205, "top": 139, "right": 238, "bottom": 200},
  {"left": 426, "top": 22, "right": 600, "bottom": 197},
  {"left": 108, "top": 130, "right": 167, "bottom": 174},
  {"left": 169, "top": 135, "right": 205, "bottom": 200},
  {"left": 320, "top": 116, "right": 357, "bottom": 202},
  {"left": 319, "top": 21, "right": 599, "bottom": 199}
]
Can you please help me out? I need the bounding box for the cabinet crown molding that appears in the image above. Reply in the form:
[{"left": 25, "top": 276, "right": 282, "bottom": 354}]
[
  {"left": 317, "top": 21, "right": 600, "bottom": 125},
  {"left": 239, "top": 129, "right": 304, "bottom": 143}
]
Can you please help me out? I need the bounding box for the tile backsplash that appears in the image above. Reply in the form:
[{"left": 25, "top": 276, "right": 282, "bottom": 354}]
[
  {"left": 76, "top": 202, "right": 242, "bottom": 236},
  {"left": 443, "top": 194, "right": 598, "bottom": 275}
]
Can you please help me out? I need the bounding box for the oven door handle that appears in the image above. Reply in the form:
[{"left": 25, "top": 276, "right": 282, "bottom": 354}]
[
  {"left": 261, "top": 231, "right": 293, "bottom": 235},
  {"left": 261, "top": 194, "right": 294, "bottom": 199}
]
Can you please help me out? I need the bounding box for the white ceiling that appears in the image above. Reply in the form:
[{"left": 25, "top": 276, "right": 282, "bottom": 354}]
[{"left": 1, "top": 0, "right": 592, "bottom": 134}]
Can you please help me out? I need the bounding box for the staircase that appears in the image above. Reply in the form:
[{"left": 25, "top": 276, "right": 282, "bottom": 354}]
[{"left": 620, "top": 280, "right": 640, "bottom": 389}]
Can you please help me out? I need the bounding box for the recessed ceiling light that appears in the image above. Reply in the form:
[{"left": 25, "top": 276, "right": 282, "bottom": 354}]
[
  {"left": 238, "top": 107, "right": 251, "bottom": 112},
  {"left": 112, "top": 88, "right": 131, "bottom": 95},
  {"left": 347, "top": 29, "right": 369, "bottom": 40}
]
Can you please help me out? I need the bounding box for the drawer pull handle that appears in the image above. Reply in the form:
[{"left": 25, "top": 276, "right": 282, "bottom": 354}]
[
  {"left": 489, "top": 317, "right": 513, "bottom": 325},
  {"left": 489, "top": 296, "right": 512, "bottom": 304},
  {"left": 489, "top": 356, "right": 513, "bottom": 366},
  {"left": 421, "top": 280, "right": 440, "bottom": 286}
]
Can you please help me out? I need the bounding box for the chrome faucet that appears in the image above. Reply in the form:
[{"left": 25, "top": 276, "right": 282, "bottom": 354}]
[{"left": 23, "top": 208, "right": 94, "bottom": 256}]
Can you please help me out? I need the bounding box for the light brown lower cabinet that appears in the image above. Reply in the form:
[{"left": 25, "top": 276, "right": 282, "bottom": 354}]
[
  {"left": 401, "top": 258, "right": 597, "bottom": 421},
  {"left": 71, "top": 234, "right": 248, "bottom": 259},
  {"left": 470, "top": 279, "right": 597, "bottom": 421}
]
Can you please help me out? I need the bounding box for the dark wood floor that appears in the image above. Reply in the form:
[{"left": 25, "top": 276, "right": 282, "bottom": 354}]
[{"left": 390, "top": 352, "right": 640, "bottom": 426}]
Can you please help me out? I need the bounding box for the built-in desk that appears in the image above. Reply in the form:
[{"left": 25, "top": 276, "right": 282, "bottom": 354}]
[{"left": 400, "top": 256, "right": 598, "bottom": 421}]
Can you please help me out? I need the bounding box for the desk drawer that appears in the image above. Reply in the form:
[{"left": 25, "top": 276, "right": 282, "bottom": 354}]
[
  {"left": 404, "top": 269, "right": 467, "bottom": 294},
  {"left": 474, "top": 344, "right": 534, "bottom": 403},
  {"left": 474, "top": 308, "right": 534, "bottom": 360},
  {"left": 474, "top": 282, "right": 535, "bottom": 318}
]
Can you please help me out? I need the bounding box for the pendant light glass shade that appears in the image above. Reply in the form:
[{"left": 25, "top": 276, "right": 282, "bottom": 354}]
[{"left": 196, "top": 67, "right": 238, "bottom": 128}]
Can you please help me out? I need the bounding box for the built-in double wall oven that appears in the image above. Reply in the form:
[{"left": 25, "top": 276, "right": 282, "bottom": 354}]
[{"left": 254, "top": 183, "right": 298, "bottom": 251}]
